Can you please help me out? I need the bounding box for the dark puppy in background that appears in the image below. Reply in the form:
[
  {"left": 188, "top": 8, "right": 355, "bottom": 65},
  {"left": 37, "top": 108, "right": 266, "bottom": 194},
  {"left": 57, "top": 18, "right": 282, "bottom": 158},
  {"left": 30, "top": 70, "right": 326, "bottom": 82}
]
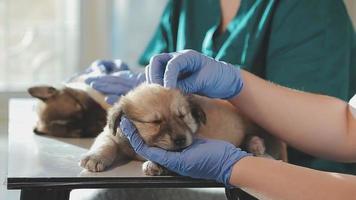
[
  {"left": 80, "top": 83, "right": 287, "bottom": 175},
  {"left": 28, "top": 84, "right": 108, "bottom": 138},
  {"left": 28, "top": 60, "right": 130, "bottom": 138}
]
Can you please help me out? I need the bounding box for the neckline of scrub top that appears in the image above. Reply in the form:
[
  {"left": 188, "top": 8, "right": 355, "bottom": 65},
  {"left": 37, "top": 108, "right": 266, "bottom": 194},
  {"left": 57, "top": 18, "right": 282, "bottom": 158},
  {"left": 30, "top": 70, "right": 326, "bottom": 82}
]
[
  {"left": 202, "top": 1, "right": 269, "bottom": 62},
  {"left": 202, "top": 0, "right": 250, "bottom": 59}
]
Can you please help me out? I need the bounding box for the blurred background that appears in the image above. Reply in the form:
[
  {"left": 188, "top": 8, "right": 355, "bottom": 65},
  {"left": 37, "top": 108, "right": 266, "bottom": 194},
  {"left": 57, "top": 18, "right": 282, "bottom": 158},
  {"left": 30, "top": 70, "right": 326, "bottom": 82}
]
[
  {"left": 0, "top": 0, "right": 167, "bottom": 199},
  {"left": 0, "top": 0, "right": 167, "bottom": 90},
  {"left": 0, "top": 0, "right": 355, "bottom": 92},
  {"left": 0, "top": 0, "right": 355, "bottom": 199}
]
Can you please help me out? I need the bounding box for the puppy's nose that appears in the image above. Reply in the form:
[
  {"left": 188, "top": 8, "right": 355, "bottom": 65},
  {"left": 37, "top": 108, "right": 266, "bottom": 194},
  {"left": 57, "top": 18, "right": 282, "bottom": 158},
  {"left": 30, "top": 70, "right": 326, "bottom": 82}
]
[{"left": 174, "top": 137, "right": 186, "bottom": 147}]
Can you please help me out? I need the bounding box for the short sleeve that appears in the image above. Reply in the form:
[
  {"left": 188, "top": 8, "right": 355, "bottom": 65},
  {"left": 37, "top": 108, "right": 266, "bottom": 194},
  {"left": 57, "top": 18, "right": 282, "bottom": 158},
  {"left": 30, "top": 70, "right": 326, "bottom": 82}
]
[{"left": 266, "top": 0, "right": 355, "bottom": 101}]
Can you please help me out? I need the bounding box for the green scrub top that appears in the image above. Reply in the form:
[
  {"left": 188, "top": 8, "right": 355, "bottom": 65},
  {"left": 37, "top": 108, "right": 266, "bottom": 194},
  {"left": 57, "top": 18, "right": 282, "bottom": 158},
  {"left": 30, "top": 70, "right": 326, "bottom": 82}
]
[{"left": 139, "top": 0, "right": 356, "bottom": 174}]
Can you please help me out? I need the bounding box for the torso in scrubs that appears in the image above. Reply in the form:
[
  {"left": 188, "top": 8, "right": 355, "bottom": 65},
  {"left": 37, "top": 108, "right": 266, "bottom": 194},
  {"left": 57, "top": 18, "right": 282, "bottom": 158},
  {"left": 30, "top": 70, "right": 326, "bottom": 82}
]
[{"left": 139, "top": 0, "right": 356, "bottom": 174}]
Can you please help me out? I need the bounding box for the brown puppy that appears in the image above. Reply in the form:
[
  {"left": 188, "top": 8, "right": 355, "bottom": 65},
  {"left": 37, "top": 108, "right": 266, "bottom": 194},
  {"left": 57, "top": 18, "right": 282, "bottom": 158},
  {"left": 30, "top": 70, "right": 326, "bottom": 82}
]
[
  {"left": 80, "top": 83, "right": 287, "bottom": 175},
  {"left": 28, "top": 85, "right": 107, "bottom": 138}
]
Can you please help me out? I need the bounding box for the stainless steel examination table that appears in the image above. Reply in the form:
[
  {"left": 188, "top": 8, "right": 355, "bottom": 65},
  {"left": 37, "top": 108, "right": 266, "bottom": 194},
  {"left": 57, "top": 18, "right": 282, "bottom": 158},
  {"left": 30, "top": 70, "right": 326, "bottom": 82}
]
[{"left": 6, "top": 99, "right": 257, "bottom": 200}]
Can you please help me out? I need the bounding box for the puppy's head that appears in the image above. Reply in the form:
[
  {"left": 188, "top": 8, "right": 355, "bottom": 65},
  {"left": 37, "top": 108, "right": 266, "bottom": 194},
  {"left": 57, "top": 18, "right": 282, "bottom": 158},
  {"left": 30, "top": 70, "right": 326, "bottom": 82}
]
[
  {"left": 108, "top": 84, "right": 206, "bottom": 151},
  {"left": 28, "top": 85, "right": 107, "bottom": 137}
]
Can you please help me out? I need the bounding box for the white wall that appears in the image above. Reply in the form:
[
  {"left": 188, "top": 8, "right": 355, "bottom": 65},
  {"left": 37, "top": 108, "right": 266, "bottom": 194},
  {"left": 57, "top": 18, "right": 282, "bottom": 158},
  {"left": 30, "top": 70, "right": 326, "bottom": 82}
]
[
  {"left": 111, "top": 0, "right": 167, "bottom": 71},
  {"left": 78, "top": 0, "right": 167, "bottom": 72},
  {"left": 79, "top": 0, "right": 113, "bottom": 69}
]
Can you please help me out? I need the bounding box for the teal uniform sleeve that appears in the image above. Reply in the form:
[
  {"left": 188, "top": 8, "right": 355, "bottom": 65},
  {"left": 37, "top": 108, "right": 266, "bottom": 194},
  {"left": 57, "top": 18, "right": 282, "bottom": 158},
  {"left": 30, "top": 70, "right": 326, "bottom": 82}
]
[
  {"left": 138, "top": 0, "right": 180, "bottom": 66},
  {"left": 266, "top": 0, "right": 355, "bottom": 101}
]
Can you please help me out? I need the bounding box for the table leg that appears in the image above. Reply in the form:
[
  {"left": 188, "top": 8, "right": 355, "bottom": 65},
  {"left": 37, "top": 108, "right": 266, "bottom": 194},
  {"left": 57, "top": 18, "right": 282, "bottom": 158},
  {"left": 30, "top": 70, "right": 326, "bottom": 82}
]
[
  {"left": 20, "top": 189, "right": 71, "bottom": 200},
  {"left": 225, "top": 188, "right": 258, "bottom": 200}
]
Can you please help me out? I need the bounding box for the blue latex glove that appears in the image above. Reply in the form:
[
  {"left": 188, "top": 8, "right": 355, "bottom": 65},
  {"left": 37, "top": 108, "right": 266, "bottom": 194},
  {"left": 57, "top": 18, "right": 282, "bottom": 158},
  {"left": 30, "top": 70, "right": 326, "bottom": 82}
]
[
  {"left": 146, "top": 50, "right": 243, "bottom": 99},
  {"left": 67, "top": 59, "right": 129, "bottom": 83},
  {"left": 85, "top": 71, "right": 145, "bottom": 105},
  {"left": 120, "top": 116, "right": 251, "bottom": 186},
  {"left": 86, "top": 59, "right": 129, "bottom": 74}
]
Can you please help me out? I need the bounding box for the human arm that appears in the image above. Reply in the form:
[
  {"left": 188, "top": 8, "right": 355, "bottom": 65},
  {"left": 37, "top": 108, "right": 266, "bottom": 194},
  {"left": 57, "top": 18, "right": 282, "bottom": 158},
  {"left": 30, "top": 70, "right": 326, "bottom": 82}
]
[
  {"left": 258, "top": 0, "right": 356, "bottom": 163},
  {"left": 146, "top": 49, "right": 356, "bottom": 162},
  {"left": 120, "top": 115, "right": 356, "bottom": 200},
  {"left": 229, "top": 156, "right": 356, "bottom": 200},
  {"left": 229, "top": 70, "right": 356, "bottom": 162}
]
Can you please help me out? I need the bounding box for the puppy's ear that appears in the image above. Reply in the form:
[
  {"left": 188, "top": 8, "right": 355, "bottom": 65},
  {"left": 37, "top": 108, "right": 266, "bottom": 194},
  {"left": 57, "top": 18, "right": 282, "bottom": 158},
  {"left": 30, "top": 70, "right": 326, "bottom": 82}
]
[
  {"left": 28, "top": 86, "right": 58, "bottom": 101},
  {"left": 187, "top": 95, "right": 207, "bottom": 125},
  {"left": 107, "top": 102, "right": 124, "bottom": 136}
]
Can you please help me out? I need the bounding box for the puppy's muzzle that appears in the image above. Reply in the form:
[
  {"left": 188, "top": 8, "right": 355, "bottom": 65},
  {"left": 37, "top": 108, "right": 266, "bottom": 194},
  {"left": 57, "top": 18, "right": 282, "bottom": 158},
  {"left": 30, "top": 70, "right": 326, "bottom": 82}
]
[{"left": 173, "top": 136, "right": 187, "bottom": 147}]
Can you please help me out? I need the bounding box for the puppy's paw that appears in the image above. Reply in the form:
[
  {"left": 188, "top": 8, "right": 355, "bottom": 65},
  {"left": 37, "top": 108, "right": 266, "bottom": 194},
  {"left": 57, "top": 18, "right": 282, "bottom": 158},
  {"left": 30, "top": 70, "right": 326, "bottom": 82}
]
[
  {"left": 247, "top": 136, "right": 266, "bottom": 156},
  {"left": 142, "top": 161, "right": 170, "bottom": 176},
  {"left": 79, "top": 152, "right": 113, "bottom": 172}
]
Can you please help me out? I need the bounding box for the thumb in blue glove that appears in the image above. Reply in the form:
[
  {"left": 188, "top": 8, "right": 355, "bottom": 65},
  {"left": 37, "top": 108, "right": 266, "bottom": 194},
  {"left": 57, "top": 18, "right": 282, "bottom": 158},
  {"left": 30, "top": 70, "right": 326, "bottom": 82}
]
[
  {"left": 146, "top": 50, "right": 243, "bottom": 99},
  {"left": 119, "top": 116, "right": 252, "bottom": 186}
]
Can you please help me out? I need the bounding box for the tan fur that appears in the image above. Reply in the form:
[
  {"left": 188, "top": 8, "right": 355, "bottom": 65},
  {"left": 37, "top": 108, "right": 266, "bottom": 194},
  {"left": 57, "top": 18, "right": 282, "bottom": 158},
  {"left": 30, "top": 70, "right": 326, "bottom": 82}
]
[
  {"left": 80, "top": 83, "right": 287, "bottom": 174},
  {"left": 29, "top": 86, "right": 107, "bottom": 138}
]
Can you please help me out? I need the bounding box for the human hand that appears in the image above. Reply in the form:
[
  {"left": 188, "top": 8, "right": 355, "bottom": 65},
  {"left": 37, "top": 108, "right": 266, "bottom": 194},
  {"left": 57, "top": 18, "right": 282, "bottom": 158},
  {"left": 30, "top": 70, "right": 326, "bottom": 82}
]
[
  {"left": 146, "top": 50, "right": 243, "bottom": 99},
  {"left": 85, "top": 71, "right": 145, "bottom": 105},
  {"left": 119, "top": 116, "right": 251, "bottom": 186},
  {"left": 85, "top": 59, "right": 129, "bottom": 74},
  {"left": 68, "top": 59, "right": 129, "bottom": 83}
]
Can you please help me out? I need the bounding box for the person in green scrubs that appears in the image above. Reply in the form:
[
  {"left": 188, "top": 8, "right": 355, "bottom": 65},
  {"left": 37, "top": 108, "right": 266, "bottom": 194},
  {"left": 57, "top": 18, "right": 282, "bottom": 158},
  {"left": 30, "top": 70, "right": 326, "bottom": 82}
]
[
  {"left": 139, "top": 0, "right": 356, "bottom": 175},
  {"left": 72, "top": 0, "right": 355, "bottom": 199}
]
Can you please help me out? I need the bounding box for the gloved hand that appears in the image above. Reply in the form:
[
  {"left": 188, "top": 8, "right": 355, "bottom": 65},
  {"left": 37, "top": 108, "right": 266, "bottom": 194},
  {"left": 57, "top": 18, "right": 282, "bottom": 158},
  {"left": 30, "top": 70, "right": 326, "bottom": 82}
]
[
  {"left": 67, "top": 59, "right": 129, "bottom": 83},
  {"left": 85, "top": 59, "right": 129, "bottom": 74},
  {"left": 146, "top": 50, "right": 244, "bottom": 99},
  {"left": 85, "top": 71, "right": 145, "bottom": 105},
  {"left": 120, "top": 116, "right": 251, "bottom": 186}
]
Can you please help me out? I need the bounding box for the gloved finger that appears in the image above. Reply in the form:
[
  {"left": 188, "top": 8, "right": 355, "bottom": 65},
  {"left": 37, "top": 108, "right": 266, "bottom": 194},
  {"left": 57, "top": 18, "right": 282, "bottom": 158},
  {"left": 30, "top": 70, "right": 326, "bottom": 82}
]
[
  {"left": 112, "top": 59, "right": 129, "bottom": 71},
  {"left": 176, "top": 72, "right": 200, "bottom": 94},
  {"left": 120, "top": 117, "right": 148, "bottom": 154},
  {"left": 89, "top": 60, "right": 116, "bottom": 74},
  {"left": 85, "top": 75, "right": 138, "bottom": 88},
  {"left": 90, "top": 82, "right": 132, "bottom": 95},
  {"left": 141, "top": 146, "right": 179, "bottom": 167},
  {"left": 119, "top": 117, "right": 158, "bottom": 155},
  {"left": 163, "top": 50, "right": 201, "bottom": 89},
  {"left": 85, "top": 74, "right": 129, "bottom": 84},
  {"left": 109, "top": 71, "right": 146, "bottom": 84},
  {"left": 90, "top": 59, "right": 129, "bottom": 74},
  {"left": 145, "top": 65, "right": 150, "bottom": 84},
  {"left": 136, "top": 72, "right": 146, "bottom": 85},
  {"left": 105, "top": 95, "right": 120, "bottom": 105},
  {"left": 147, "top": 53, "right": 173, "bottom": 85}
]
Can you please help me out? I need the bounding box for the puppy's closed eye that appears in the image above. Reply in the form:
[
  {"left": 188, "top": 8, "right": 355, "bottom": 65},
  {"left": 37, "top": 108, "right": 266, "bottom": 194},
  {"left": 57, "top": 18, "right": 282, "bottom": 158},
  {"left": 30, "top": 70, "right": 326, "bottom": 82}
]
[
  {"left": 150, "top": 119, "right": 162, "bottom": 124},
  {"left": 177, "top": 113, "right": 185, "bottom": 119}
]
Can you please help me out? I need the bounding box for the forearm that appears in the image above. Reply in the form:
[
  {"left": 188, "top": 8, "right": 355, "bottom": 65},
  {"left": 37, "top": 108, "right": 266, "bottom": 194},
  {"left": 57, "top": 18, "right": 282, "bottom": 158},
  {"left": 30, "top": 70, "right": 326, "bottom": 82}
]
[
  {"left": 230, "top": 156, "right": 356, "bottom": 200},
  {"left": 230, "top": 70, "right": 356, "bottom": 161}
]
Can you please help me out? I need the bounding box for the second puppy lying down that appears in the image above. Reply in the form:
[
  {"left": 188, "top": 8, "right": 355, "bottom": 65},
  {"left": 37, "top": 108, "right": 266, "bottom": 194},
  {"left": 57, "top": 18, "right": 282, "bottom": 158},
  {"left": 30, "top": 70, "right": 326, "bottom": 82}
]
[{"left": 80, "top": 83, "right": 286, "bottom": 175}]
